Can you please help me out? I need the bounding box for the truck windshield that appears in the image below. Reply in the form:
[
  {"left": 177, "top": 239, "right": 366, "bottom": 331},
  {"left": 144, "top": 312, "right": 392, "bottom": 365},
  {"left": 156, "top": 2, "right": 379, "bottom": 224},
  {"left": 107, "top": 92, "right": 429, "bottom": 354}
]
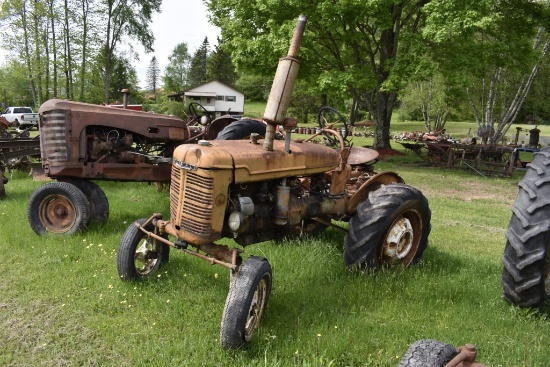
[{"left": 14, "top": 108, "right": 32, "bottom": 113}]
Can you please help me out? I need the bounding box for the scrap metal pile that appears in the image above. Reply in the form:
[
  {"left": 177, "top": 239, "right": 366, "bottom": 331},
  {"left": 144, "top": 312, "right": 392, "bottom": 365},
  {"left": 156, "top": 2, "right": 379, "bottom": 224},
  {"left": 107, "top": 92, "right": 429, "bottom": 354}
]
[{"left": 394, "top": 126, "right": 543, "bottom": 177}]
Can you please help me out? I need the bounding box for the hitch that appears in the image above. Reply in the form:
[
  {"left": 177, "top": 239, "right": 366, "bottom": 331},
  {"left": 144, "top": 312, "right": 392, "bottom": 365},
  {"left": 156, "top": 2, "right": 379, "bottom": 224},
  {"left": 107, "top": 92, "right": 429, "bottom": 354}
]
[
  {"left": 134, "top": 214, "right": 242, "bottom": 271},
  {"left": 445, "top": 344, "right": 488, "bottom": 367}
]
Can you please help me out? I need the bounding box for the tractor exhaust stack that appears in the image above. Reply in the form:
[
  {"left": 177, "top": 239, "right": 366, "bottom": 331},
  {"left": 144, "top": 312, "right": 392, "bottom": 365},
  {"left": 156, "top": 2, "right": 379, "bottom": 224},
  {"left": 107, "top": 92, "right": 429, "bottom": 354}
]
[{"left": 263, "top": 15, "right": 307, "bottom": 151}]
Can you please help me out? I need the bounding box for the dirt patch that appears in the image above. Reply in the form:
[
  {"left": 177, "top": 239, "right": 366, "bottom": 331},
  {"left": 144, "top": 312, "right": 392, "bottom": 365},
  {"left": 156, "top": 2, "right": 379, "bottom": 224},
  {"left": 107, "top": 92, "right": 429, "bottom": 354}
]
[{"left": 418, "top": 177, "right": 518, "bottom": 205}]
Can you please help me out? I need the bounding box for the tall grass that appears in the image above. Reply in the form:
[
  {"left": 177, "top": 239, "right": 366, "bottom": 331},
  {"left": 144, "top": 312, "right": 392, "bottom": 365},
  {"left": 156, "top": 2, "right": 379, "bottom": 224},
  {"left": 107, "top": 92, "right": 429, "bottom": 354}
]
[{"left": 1, "top": 135, "right": 549, "bottom": 366}]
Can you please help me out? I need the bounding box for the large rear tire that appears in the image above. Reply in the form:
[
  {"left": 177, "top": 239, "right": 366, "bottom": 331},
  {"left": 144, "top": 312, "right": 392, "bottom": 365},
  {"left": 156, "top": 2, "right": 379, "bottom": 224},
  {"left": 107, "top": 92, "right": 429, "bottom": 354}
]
[
  {"left": 27, "top": 182, "right": 90, "bottom": 235},
  {"left": 398, "top": 339, "right": 457, "bottom": 367},
  {"left": 502, "top": 148, "right": 550, "bottom": 308},
  {"left": 344, "top": 183, "right": 430, "bottom": 270},
  {"left": 215, "top": 119, "right": 266, "bottom": 140},
  {"left": 65, "top": 179, "right": 109, "bottom": 223},
  {"left": 220, "top": 256, "right": 272, "bottom": 349}
]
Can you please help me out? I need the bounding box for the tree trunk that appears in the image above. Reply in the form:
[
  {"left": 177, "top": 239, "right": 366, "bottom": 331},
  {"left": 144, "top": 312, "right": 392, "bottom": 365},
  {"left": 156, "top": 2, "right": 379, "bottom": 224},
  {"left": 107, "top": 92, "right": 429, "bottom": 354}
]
[
  {"left": 21, "top": 2, "right": 38, "bottom": 107},
  {"left": 79, "top": 0, "right": 89, "bottom": 101},
  {"left": 48, "top": 0, "right": 58, "bottom": 98}
]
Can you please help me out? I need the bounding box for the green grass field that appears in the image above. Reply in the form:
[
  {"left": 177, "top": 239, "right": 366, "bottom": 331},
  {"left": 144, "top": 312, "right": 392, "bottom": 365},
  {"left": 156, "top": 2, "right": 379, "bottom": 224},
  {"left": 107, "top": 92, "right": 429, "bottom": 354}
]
[{"left": 1, "top": 116, "right": 550, "bottom": 366}]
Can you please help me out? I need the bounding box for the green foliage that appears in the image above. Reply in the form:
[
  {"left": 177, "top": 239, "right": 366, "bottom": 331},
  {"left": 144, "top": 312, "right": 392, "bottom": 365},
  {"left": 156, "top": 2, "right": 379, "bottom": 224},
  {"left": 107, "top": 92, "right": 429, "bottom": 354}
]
[
  {"left": 207, "top": 39, "right": 238, "bottom": 86},
  {"left": 163, "top": 42, "right": 191, "bottom": 94},
  {"left": 146, "top": 56, "right": 160, "bottom": 101},
  {"left": 235, "top": 74, "right": 271, "bottom": 101},
  {"left": 188, "top": 37, "right": 210, "bottom": 87}
]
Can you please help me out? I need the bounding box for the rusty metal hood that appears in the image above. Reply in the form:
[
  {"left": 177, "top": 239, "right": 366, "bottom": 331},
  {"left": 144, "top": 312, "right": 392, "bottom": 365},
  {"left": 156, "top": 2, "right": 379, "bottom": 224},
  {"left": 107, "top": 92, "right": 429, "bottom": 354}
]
[{"left": 172, "top": 140, "right": 340, "bottom": 183}]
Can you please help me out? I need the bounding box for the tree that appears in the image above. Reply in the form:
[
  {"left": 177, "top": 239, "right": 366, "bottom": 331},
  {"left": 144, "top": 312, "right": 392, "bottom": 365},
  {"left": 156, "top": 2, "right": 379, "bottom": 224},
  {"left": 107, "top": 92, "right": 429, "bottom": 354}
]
[
  {"left": 101, "top": 0, "right": 161, "bottom": 104},
  {"left": 207, "top": 38, "right": 237, "bottom": 85},
  {"left": 163, "top": 42, "right": 191, "bottom": 94},
  {"left": 208, "top": 0, "right": 430, "bottom": 149},
  {"left": 146, "top": 56, "right": 160, "bottom": 102},
  {"left": 423, "top": 0, "right": 550, "bottom": 144},
  {"left": 208, "top": 0, "right": 550, "bottom": 149},
  {"left": 188, "top": 37, "right": 209, "bottom": 86}
]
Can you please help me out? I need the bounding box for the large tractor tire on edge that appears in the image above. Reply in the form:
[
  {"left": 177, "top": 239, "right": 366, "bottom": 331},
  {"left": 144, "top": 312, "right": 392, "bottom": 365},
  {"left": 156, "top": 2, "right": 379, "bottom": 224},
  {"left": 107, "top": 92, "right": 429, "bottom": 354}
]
[
  {"left": 215, "top": 119, "right": 266, "bottom": 140},
  {"left": 344, "top": 183, "right": 431, "bottom": 270},
  {"left": 502, "top": 148, "right": 550, "bottom": 308},
  {"left": 27, "top": 182, "right": 90, "bottom": 235},
  {"left": 398, "top": 339, "right": 458, "bottom": 367}
]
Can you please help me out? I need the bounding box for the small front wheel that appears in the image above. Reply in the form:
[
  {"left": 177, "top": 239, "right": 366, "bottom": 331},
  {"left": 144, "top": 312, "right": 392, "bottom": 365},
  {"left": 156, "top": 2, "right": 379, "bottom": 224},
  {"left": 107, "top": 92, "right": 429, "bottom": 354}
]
[
  {"left": 220, "top": 256, "right": 272, "bottom": 349},
  {"left": 398, "top": 339, "right": 458, "bottom": 367},
  {"left": 117, "top": 218, "right": 170, "bottom": 281}
]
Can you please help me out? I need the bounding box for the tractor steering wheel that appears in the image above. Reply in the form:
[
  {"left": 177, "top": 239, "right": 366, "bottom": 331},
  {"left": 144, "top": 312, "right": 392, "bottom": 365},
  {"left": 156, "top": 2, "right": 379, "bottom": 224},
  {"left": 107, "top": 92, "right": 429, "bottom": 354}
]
[
  {"left": 317, "top": 106, "right": 350, "bottom": 147},
  {"left": 188, "top": 102, "right": 212, "bottom": 126}
]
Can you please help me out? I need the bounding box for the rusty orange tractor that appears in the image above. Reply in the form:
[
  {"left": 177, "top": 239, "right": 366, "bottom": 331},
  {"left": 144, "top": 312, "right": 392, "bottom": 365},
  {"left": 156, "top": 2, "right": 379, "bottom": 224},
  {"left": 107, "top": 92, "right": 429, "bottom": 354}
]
[{"left": 116, "top": 16, "right": 431, "bottom": 349}]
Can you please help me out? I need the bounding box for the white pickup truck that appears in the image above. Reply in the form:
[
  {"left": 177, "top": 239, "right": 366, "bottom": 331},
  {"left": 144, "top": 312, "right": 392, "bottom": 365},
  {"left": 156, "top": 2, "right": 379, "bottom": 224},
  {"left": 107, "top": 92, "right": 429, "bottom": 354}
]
[{"left": 1, "top": 106, "right": 39, "bottom": 130}]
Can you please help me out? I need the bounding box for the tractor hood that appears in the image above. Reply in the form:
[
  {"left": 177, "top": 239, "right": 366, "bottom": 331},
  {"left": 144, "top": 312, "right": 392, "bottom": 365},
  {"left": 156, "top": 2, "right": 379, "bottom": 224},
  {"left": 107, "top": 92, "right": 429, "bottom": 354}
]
[{"left": 172, "top": 139, "right": 340, "bottom": 184}]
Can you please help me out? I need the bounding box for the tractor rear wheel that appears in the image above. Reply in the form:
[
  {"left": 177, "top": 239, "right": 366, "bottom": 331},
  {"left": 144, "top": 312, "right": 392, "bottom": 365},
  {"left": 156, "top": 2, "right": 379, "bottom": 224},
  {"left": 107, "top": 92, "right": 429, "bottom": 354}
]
[
  {"left": 502, "top": 148, "right": 550, "bottom": 308},
  {"left": 117, "top": 218, "right": 170, "bottom": 281},
  {"left": 220, "top": 256, "right": 272, "bottom": 349},
  {"left": 216, "top": 119, "right": 266, "bottom": 140},
  {"left": 27, "top": 182, "right": 90, "bottom": 235},
  {"left": 398, "top": 339, "right": 458, "bottom": 367},
  {"left": 344, "top": 183, "right": 430, "bottom": 270},
  {"left": 65, "top": 179, "right": 109, "bottom": 223}
]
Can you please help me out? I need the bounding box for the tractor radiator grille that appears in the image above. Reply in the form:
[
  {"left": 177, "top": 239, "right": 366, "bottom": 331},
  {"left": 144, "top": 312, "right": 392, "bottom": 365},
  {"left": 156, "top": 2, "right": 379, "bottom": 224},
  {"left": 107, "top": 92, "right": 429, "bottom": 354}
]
[
  {"left": 41, "top": 110, "right": 68, "bottom": 162},
  {"left": 170, "top": 167, "right": 215, "bottom": 237}
]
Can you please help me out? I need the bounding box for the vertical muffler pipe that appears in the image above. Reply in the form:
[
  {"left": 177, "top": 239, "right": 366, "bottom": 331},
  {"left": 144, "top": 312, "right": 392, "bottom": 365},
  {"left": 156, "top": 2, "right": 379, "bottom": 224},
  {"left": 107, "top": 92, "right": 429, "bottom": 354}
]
[
  {"left": 121, "top": 88, "right": 130, "bottom": 109},
  {"left": 263, "top": 15, "right": 307, "bottom": 151}
]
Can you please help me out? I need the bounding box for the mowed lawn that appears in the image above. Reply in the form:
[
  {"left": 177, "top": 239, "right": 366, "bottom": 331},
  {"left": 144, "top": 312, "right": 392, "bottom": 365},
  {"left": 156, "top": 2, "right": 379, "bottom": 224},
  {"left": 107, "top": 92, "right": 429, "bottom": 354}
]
[{"left": 1, "top": 117, "right": 550, "bottom": 366}]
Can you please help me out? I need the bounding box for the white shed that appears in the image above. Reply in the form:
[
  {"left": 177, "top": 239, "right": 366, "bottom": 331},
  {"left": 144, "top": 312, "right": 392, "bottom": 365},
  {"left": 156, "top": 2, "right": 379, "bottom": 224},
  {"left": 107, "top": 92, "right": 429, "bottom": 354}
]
[{"left": 184, "top": 81, "right": 244, "bottom": 117}]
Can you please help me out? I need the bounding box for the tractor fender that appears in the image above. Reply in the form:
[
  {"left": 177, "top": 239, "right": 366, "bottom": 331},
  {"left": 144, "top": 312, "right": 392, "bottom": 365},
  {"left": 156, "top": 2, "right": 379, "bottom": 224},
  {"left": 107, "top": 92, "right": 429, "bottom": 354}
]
[{"left": 346, "top": 171, "right": 404, "bottom": 215}]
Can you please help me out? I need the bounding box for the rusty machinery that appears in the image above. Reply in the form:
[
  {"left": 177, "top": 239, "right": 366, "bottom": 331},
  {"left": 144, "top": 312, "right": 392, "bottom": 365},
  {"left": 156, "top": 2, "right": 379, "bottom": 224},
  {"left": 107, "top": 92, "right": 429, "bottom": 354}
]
[
  {"left": 116, "top": 15, "right": 431, "bottom": 350},
  {"left": 26, "top": 93, "right": 236, "bottom": 235}
]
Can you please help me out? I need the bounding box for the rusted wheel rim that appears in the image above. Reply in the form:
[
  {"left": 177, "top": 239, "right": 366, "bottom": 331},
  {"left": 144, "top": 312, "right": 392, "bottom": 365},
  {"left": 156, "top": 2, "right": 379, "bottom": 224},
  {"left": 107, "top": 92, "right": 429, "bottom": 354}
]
[
  {"left": 545, "top": 242, "right": 550, "bottom": 297},
  {"left": 244, "top": 276, "right": 269, "bottom": 342},
  {"left": 134, "top": 240, "right": 160, "bottom": 276},
  {"left": 39, "top": 194, "right": 77, "bottom": 233},
  {"left": 381, "top": 209, "right": 422, "bottom": 267}
]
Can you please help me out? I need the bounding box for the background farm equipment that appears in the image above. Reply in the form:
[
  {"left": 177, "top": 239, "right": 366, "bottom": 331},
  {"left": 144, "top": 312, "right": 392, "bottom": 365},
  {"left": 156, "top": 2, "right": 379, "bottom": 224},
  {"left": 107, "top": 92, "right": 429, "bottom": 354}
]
[
  {"left": 26, "top": 98, "right": 236, "bottom": 235},
  {"left": 0, "top": 124, "right": 41, "bottom": 198}
]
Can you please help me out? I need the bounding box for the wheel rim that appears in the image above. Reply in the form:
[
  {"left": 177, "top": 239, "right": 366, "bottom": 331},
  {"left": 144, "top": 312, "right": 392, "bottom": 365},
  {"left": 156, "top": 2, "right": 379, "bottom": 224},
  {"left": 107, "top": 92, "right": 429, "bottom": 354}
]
[
  {"left": 545, "top": 241, "right": 550, "bottom": 297},
  {"left": 244, "top": 276, "right": 269, "bottom": 342},
  {"left": 381, "top": 209, "right": 422, "bottom": 266},
  {"left": 39, "top": 194, "right": 77, "bottom": 233},
  {"left": 134, "top": 239, "right": 160, "bottom": 276}
]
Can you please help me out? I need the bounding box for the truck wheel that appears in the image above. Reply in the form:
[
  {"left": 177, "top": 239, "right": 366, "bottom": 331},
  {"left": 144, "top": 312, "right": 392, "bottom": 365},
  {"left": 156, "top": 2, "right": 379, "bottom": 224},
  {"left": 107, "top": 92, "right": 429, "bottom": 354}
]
[
  {"left": 27, "top": 182, "right": 90, "bottom": 235},
  {"left": 398, "top": 339, "right": 457, "bottom": 367},
  {"left": 220, "top": 256, "right": 272, "bottom": 349},
  {"left": 117, "top": 218, "right": 170, "bottom": 281},
  {"left": 502, "top": 148, "right": 550, "bottom": 308},
  {"left": 66, "top": 179, "right": 109, "bottom": 223},
  {"left": 215, "top": 119, "right": 266, "bottom": 140},
  {"left": 344, "top": 183, "right": 431, "bottom": 270}
]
